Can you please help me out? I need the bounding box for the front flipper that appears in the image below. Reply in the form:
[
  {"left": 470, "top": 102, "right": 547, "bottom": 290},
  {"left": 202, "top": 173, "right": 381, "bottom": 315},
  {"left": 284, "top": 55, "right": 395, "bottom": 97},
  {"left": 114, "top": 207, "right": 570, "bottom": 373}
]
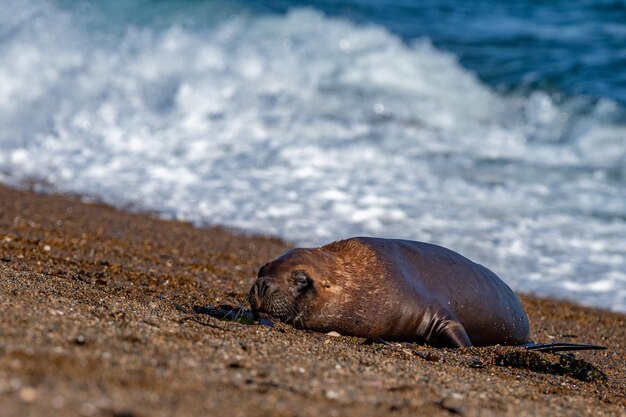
[
  {"left": 425, "top": 318, "right": 473, "bottom": 348},
  {"left": 437, "top": 320, "right": 473, "bottom": 347}
]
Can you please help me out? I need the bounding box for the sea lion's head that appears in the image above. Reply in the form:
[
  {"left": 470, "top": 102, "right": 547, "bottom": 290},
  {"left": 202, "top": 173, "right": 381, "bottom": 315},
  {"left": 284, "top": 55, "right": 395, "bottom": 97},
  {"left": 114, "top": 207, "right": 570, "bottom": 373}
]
[{"left": 247, "top": 248, "right": 339, "bottom": 329}]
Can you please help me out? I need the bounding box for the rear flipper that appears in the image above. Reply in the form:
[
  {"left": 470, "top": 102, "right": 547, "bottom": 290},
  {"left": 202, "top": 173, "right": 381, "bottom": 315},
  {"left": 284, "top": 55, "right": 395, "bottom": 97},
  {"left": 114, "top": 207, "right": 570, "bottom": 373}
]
[{"left": 523, "top": 342, "right": 607, "bottom": 353}]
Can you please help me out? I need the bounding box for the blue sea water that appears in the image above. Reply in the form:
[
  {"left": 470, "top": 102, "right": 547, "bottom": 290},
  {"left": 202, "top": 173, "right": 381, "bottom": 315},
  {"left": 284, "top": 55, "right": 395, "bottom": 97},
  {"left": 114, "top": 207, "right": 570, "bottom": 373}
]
[{"left": 0, "top": 0, "right": 625, "bottom": 311}]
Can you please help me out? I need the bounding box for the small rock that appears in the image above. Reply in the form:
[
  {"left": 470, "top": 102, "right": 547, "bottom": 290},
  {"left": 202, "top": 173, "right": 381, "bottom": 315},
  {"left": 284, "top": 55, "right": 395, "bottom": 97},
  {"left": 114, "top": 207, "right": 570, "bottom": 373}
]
[
  {"left": 79, "top": 402, "right": 97, "bottom": 416},
  {"left": 183, "top": 358, "right": 198, "bottom": 368},
  {"left": 9, "top": 378, "right": 22, "bottom": 390},
  {"left": 467, "top": 358, "right": 485, "bottom": 368},
  {"left": 441, "top": 393, "right": 465, "bottom": 414},
  {"left": 324, "top": 389, "right": 343, "bottom": 400},
  {"left": 43, "top": 245, "right": 51, "bottom": 252},
  {"left": 51, "top": 395, "right": 65, "bottom": 408},
  {"left": 19, "top": 387, "right": 37, "bottom": 402},
  {"left": 417, "top": 351, "right": 441, "bottom": 362},
  {"left": 326, "top": 331, "right": 341, "bottom": 337}
]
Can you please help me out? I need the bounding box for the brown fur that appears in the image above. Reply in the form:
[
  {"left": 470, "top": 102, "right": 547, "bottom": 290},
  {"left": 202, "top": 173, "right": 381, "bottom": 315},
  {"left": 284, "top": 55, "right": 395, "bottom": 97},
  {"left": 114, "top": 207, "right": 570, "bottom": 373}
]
[{"left": 248, "top": 237, "right": 530, "bottom": 347}]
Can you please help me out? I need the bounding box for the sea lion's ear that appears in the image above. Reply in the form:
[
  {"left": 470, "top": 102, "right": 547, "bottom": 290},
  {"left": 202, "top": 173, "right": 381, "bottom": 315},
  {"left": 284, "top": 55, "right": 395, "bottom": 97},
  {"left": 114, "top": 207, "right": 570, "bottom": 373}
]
[{"left": 292, "top": 270, "right": 312, "bottom": 293}]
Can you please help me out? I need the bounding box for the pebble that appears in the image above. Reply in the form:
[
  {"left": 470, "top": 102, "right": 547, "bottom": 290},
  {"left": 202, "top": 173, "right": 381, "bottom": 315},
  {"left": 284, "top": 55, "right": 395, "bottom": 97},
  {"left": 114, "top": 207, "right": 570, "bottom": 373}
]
[
  {"left": 43, "top": 245, "right": 51, "bottom": 252},
  {"left": 19, "top": 387, "right": 37, "bottom": 402},
  {"left": 324, "top": 389, "right": 342, "bottom": 400},
  {"left": 51, "top": 395, "right": 65, "bottom": 408},
  {"left": 468, "top": 358, "right": 485, "bottom": 368},
  {"left": 326, "top": 331, "right": 341, "bottom": 337},
  {"left": 183, "top": 358, "right": 198, "bottom": 368},
  {"left": 9, "top": 378, "right": 22, "bottom": 390},
  {"left": 442, "top": 392, "right": 465, "bottom": 413},
  {"left": 80, "top": 402, "right": 97, "bottom": 416}
]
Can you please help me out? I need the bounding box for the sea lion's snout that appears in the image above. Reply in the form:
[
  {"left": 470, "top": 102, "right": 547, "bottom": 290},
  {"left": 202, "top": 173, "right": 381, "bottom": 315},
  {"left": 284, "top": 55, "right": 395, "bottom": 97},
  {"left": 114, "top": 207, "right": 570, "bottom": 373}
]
[
  {"left": 247, "top": 272, "right": 303, "bottom": 324},
  {"left": 248, "top": 277, "right": 273, "bottom": 316},
  {"left": 252, "top": 276, "right": 272, "bottom": 301},
  {"left": 247, "top": 276, "right": 285, "bottom": 317}
]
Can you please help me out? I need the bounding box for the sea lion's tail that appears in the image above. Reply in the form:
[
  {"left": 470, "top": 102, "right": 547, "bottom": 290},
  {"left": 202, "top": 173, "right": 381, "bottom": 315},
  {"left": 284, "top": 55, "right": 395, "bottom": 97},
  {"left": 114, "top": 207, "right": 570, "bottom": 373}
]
[{"left": 523, "top": 342, "right": 607, "bottom": 353}]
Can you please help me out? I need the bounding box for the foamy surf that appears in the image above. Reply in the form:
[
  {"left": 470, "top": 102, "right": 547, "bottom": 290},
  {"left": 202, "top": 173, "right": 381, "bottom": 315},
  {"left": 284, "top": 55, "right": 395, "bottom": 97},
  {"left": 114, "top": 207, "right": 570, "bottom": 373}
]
[{"left": 1, "top": 1, "right": 625, "bottom": 312}]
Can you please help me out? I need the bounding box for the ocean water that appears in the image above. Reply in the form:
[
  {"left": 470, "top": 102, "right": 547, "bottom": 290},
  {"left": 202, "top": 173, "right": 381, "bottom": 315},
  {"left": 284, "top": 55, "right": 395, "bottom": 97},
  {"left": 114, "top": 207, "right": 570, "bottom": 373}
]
[{"left": 1, "top": 0, "right": 625, "bottom": 312}]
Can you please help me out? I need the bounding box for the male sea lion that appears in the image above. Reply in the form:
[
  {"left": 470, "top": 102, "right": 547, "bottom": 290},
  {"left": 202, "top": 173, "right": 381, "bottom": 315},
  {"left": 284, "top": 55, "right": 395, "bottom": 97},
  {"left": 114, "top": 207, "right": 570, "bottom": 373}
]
[{"left": 248, "top": 237, "right": 530, "bottom": 347}]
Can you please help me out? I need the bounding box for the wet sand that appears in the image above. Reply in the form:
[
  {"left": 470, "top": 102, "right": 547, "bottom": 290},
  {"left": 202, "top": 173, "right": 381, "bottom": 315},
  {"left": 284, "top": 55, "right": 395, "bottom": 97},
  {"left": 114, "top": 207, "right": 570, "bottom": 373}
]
[{"left": 0, "top": 184, "right": 624, "bottom": 417}]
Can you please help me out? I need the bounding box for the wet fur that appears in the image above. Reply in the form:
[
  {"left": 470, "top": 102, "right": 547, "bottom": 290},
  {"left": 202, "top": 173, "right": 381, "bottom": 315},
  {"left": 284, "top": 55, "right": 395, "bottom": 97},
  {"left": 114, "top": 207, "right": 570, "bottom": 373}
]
[{"left": 247, "top": 237, "right": 531, "bottom": 347}]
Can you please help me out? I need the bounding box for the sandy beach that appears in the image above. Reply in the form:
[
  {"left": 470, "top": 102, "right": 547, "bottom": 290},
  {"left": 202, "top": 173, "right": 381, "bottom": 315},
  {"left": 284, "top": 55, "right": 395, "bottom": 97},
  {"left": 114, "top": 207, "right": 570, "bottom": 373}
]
[{"left": 0, "top": 184, "right": 624, "bottom": 417}]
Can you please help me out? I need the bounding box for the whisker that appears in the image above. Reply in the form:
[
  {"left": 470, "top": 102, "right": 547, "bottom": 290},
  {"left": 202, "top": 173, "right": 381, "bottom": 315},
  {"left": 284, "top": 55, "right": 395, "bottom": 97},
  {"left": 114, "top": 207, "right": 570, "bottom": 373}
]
[
  {"left": 233, "top": 300, "right": 246, "bottom": 320},
  {"left": 293, "top": 312, "right": 305, "bottom": 328},
  {"left": 249, "top": 285, "right": 301, "bottom": 325}
]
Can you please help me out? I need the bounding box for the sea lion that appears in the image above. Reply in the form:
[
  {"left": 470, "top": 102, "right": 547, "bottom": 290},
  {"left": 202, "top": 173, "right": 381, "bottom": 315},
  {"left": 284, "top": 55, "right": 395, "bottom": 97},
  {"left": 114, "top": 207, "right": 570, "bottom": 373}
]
[{"left": 247, "top": 237, "right": 530, "bottom": 347}]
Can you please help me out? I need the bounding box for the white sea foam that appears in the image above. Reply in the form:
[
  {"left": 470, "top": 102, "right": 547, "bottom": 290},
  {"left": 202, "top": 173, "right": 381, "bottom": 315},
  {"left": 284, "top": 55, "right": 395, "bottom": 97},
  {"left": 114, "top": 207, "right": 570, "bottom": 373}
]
[{"left": 1, "top": 1, "right": 625, "bottom": 312}]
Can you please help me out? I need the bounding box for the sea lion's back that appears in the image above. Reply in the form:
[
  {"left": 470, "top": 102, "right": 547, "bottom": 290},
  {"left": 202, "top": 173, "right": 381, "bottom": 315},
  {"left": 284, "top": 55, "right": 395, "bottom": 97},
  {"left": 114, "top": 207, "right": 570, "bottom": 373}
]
[{"left": 350, "top": 237, "right": 530, "bottom": 346}]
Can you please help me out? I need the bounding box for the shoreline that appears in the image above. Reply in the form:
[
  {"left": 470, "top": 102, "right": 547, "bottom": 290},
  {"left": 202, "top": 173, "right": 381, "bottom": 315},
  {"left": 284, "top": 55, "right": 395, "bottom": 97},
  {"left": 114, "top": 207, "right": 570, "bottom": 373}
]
[{"left": 0, "top": 184, "right": 624, "bottom": 416}]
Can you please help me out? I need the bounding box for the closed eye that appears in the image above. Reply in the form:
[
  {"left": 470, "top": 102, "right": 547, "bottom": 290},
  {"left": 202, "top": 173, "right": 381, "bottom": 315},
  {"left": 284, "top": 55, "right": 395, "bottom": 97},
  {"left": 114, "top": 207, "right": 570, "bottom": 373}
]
[{"left": 292, "top": 270, "right": 312, "bottom": 293}]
